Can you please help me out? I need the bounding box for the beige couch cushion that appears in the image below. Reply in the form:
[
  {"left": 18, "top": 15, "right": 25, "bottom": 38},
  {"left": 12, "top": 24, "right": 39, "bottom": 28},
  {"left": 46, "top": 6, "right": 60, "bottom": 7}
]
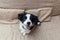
[
  {"left": 0, "top": 8, "right": 24, "bottom": 23},
  {"left": 0, "top": 15, "right": 60, "bottom": 40},
  {"left": 0, "top": 0, "right": 53, "bottom": 8},
  {"left": 0, "top": 0, "right": 60, "bottom": 16},
  {"left": 2, "top": 0, "right": 60, "bottom": 16},
  {"left": 52, "top": 0, "right": 60, "bottom": 15},
  {"left": 0, "top": 8, "right": 24, "bottom": 20},
  {"left": 0, "top": 24, "right": 13, "bottom": 40},
  {"left": 0, "top": 8, "right": 52, "bottom": 24},
  {"left": 11, "top": 16, "right": 60, "bottom": 40},
  {"left": 26, "top": 7, "right": 52, "bottom": 22}
]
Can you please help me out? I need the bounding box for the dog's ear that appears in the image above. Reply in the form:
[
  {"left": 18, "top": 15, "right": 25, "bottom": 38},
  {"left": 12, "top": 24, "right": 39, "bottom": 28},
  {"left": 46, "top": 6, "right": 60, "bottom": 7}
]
[
  {"left": 18, "top": 13, "right": 24, "bottom": 20},
  {"left": 35, "top": 16, "right": 41, "bottom": 25},
  {"left": 36, "top": 17, "right": 41, "bottom": 25},
  {"left": 37, "top": 21, "right": 41, "bottom": 25}
]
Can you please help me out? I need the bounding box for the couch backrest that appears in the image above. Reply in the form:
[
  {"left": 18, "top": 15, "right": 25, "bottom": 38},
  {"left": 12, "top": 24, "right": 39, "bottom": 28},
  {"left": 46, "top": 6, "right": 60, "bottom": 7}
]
[
  {"left": 0, "top": 0, "right": 60, "bottom": 15},
  {"left": 0, "top": 0, "right": 53, "bottom": 8},
  {"left": 52, "top": 0, "right": 60, "bottom": 15}
]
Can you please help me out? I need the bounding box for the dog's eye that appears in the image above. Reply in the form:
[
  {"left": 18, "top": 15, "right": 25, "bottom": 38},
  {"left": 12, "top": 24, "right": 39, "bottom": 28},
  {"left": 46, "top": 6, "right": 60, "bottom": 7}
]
[
  {"left": 30, "top": 16, "right": 37, "bottom": 22},
  {"left": 23, "top": 16, "right": 27, "bottom": 19},
  {"left": 30, "top": 17, "right": 35, "bottom": 21}
]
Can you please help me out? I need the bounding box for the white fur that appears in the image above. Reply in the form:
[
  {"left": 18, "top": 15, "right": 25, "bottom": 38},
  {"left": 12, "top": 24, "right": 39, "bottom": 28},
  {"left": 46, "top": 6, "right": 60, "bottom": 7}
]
[{"left": 19, "top": 21, "right": 31, "bottom": 35}]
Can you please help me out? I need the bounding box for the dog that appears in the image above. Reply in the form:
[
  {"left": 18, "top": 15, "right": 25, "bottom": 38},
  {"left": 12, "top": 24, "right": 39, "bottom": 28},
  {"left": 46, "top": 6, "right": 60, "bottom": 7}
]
[{"left": 18, "top": 12, "right": 40, "bottom": 35}]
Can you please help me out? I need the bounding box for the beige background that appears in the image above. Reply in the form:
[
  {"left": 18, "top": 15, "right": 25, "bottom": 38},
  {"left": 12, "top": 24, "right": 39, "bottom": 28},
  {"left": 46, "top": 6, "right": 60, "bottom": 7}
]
[{"left": 0, "top": 0, "right": 60, "bottom": 40}]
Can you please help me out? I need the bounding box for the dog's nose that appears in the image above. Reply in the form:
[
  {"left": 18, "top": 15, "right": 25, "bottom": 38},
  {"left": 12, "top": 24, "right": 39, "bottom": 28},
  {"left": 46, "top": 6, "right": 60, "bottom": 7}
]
[{"left": 27, "top": 22, "right": 30, "bottom": 25}]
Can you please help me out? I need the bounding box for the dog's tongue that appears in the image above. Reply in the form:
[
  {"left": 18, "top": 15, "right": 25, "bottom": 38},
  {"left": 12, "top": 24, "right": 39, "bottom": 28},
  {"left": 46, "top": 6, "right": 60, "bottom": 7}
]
[{"left": 26, "top": 25, "right": 30, "bottom": 29}]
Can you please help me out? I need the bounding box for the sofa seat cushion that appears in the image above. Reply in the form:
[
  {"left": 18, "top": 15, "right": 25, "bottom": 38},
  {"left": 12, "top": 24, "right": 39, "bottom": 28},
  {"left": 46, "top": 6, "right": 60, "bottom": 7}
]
[
  {"left": 0, "top": 16, "right": 60, "bottom": 40},
  {"left": 0, "top": 24, "right": 13, "bottom": 40},
  {"left": 0, "top": 8, "right": 24, "bottom": 23},
  {"left": 12, "top": 16, "right": 60, "bottom": 40}
]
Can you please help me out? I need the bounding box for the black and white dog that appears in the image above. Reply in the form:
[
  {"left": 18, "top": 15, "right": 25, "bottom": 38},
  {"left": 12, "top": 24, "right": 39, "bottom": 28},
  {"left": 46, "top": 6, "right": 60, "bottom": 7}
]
[{"left": 18, "top": 12, "right": 40, "bottom": 35}]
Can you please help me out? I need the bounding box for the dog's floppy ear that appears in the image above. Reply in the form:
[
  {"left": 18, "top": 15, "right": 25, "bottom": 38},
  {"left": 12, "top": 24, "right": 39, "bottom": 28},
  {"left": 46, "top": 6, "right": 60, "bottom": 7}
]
[
  {"left": 18, "top": 11, "right": 27, "bottom": 20},
  {"left": 35, "top": 16, "right": 41, "bottom": 25},
  {"left": 37, "top": 21, "right": 41, "bottom": 25},
  {"left": 18, "top": 13, "right": 24, "bottom": 20}
]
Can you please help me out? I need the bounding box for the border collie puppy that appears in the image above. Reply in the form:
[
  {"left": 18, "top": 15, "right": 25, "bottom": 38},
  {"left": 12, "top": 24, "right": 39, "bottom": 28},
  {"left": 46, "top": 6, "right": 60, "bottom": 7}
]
[{"left": 18, "top": 12, "right": 40, "bottom": 35}]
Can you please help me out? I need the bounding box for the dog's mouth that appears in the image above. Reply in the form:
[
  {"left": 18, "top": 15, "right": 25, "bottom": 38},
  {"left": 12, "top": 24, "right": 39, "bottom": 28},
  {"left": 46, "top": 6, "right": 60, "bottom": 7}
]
[{"left": 25, "top": 25, "right": 31, "bottom": 29}]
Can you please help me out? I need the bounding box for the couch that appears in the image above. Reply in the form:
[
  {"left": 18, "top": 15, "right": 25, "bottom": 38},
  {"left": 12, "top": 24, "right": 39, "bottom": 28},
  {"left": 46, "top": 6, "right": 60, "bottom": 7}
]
[{"left": 0, "top": 0, "right": 60, "bottom": 40}]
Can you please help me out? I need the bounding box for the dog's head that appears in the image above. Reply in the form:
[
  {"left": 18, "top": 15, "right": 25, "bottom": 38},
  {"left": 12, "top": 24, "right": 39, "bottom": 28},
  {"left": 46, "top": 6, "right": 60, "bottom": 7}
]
[{"left": 18, "top": 12, "right": 40, "bottom": 30}]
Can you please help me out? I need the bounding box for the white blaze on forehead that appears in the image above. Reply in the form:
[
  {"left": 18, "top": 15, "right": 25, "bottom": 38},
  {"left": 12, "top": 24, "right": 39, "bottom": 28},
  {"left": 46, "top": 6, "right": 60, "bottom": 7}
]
[
  {"left": 23, "top": 14, "right": 33, "bottom": 29},
  {"left": 26, "top": 14, "right": 31, "bottom": 19},
  {"left": 24, "top": 14, "right": 32, "bottom": 26}
]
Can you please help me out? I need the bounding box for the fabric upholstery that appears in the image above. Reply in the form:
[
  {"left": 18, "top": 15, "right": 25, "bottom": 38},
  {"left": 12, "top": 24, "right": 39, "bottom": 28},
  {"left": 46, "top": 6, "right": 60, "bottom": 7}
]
[
  {"left": 0, "top": 0, "right": 53, "bottom": 8},
  {"left": 0, "top": 8, "right": 24, "bottom": 20},
  {"left": 0, "top": 24, "right": 13, "bottom": 40},
  {"left": 0, "top": 8, "right": 52, "bottom": 24},
  {"left": 0, "top": 0, "right": 60, "bottom": 15},
  {"left": 26, "top": 7, "right": 52, "bottom": 22},
  {"left": 0, "top": 0, "right": 60, "bottom": 40},
  {"left": 0, "top": 16, "right": 60, "bottom": 40},
  {"left": 52, "top": 0, "right": 60, "bottom": 15}
]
